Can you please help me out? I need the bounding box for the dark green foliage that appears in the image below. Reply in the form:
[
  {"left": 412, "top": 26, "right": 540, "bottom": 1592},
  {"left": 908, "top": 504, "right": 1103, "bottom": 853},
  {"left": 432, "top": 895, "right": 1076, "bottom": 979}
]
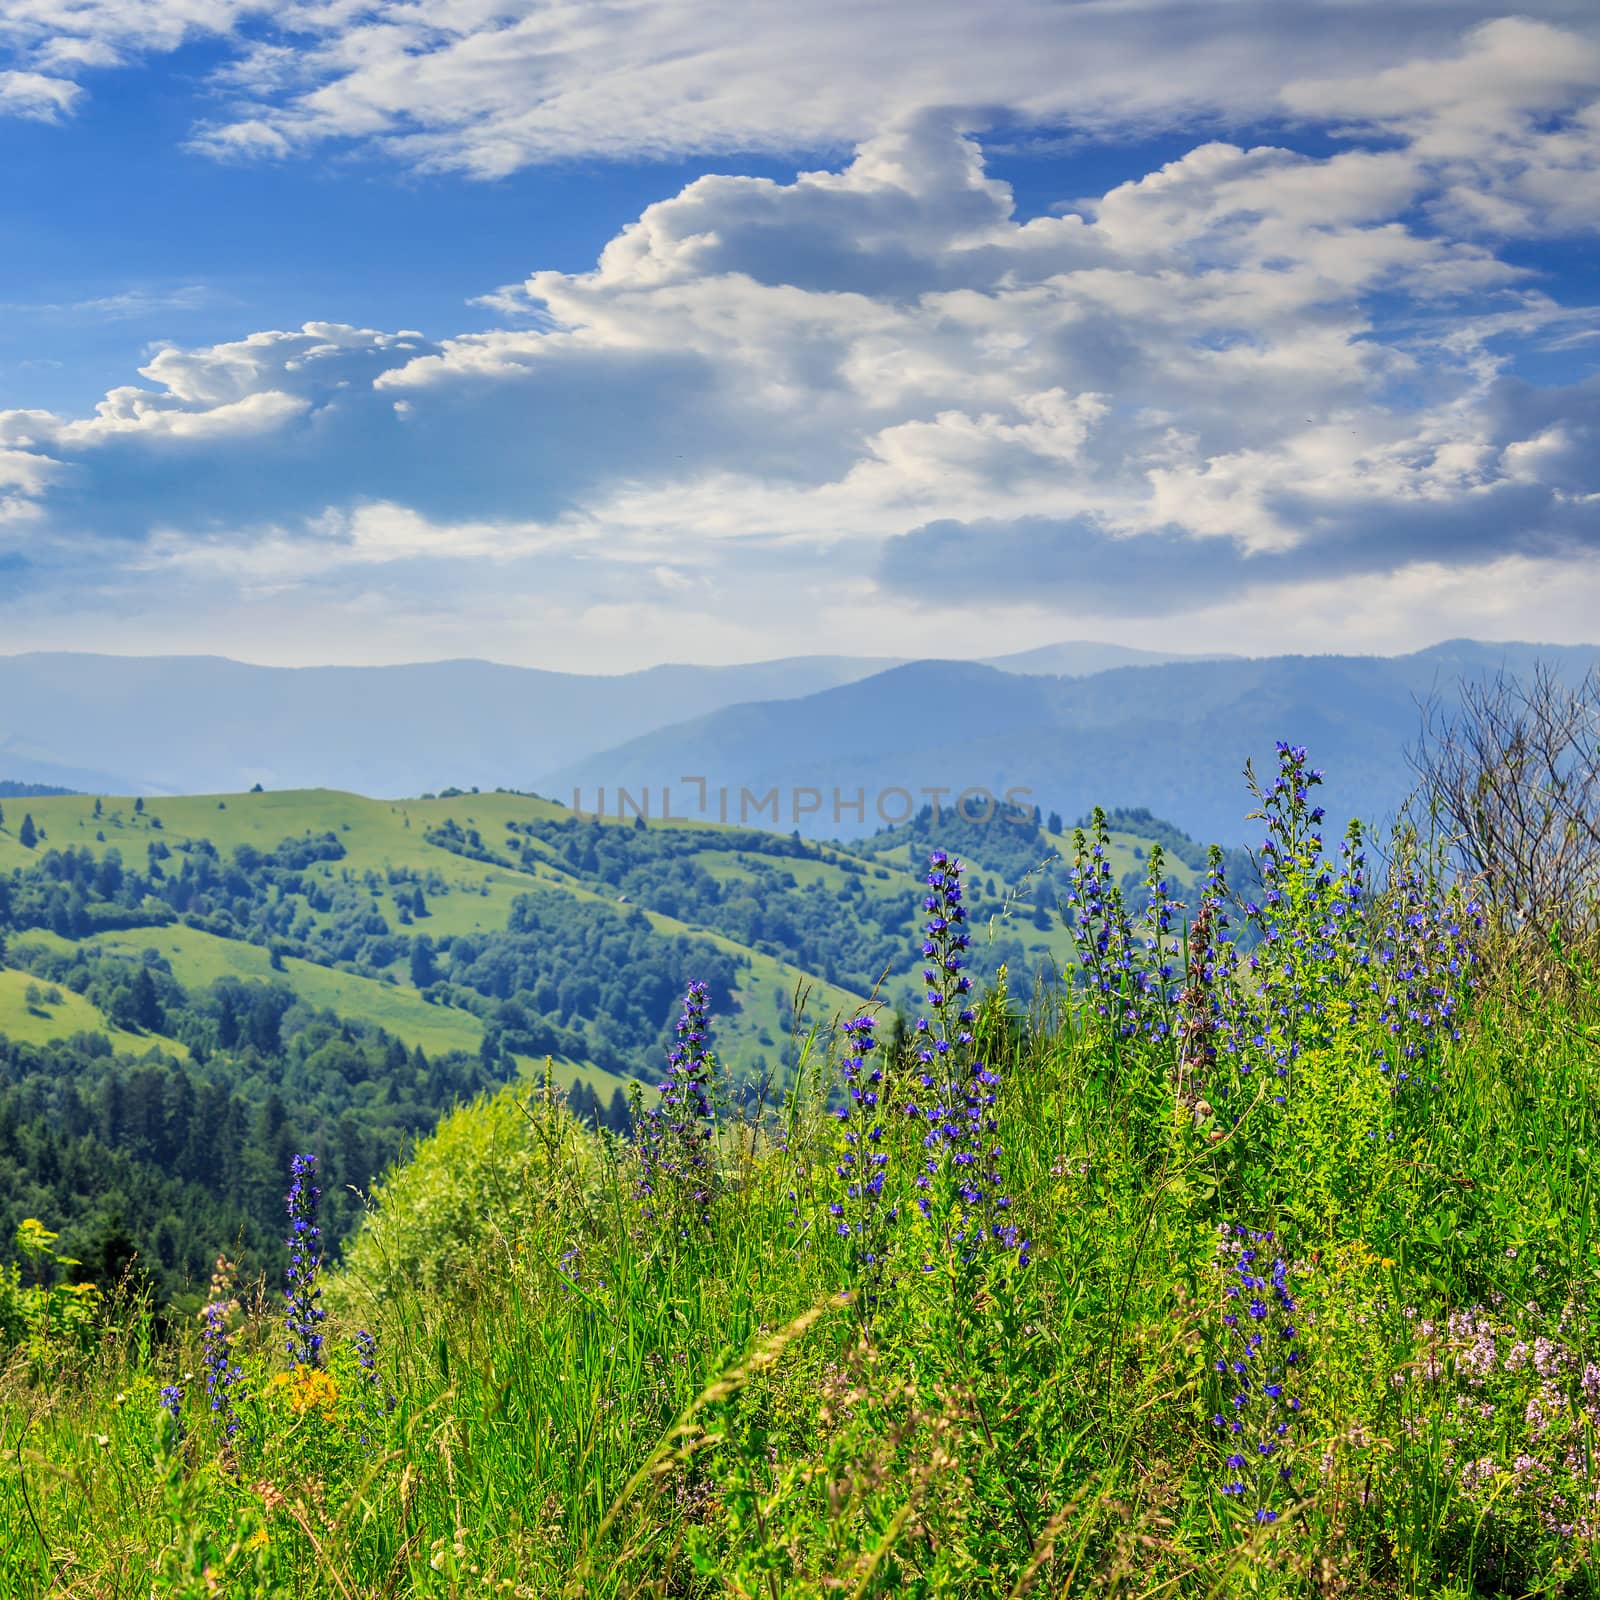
[
  {"left": 0, "top": 831, "right": 414, "bottom": 972},
  {"left": 564, "top": 1076, "right": 632, "bottom": 1134},
  {"left": 423, "top": 817, "right": 516, "bottom": 867},
  {"left": 856, "top": 799, "right": 1055, "bottom": 883},
  {"left": 505, "top": 812, "right": 1025, "bottom": 997},
  {"left": 0, "top": 949, "right": 493, "bottom": 1300},
  {"left": 409, "top": 933, "right": 437, "bottom": 988},
  {"left": 448, "top": 895, "right": 738, "bottom": 1076}
]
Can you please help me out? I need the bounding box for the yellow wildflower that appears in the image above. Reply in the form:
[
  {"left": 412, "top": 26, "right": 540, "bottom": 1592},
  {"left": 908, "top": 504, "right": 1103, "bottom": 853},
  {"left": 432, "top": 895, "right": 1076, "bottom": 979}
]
[{"left": 269, "top": 1367, "right": 340, "bottom": 1420}]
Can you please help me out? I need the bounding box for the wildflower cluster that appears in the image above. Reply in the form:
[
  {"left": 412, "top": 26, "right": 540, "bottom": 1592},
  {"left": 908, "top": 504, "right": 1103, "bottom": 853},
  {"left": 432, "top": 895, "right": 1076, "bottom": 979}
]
[
  {"left": 663, "top": 980, "right": 714, "bottom": 1128},
  {"left": 285, "top": 1152, "right": 324, "bottom": 1368},
  {"left": 1174, "top": 850, "right": 1234, "bottom": 1125},
  {"left": 904, "top": 852, "right": 1028, "bottom": 1269},
  {"left": 158, "top": 1383, "right": 186, "bottom": 1449},
  {"left": 353, "top": 1328, "right": 397, "bottom": 1417},
  {"left": 1367, "top": 847, "right": 1485, "bottom": 1092},
  {"left": 1396, "top": 1295, "right": 1600, "bottom": 1544},
  {"left": 270, "top": 1365, "right": 341, "bottom": 1421},
  {"left": 1252, "top": 742, "right": 1329, "bottom": 891},
  {"left": 1063, "top": 810, "right": 1136, "bottom": 1033},
  {"left": 1064, "top": 810, "right": 1186, "bottom": 1042},
  {"left": 1210, "top": 1226, "right": 1304, "bottom": 1526},
  {"left": 828, "top": 1013, "right": 893, "bottom": 1310},
  {"left": 1134, "top": 844, "right": 1186, "bottom": 1042},
  {"left": 637, "top": 982, "right": 718, "bottom": 1232},
  {"left": 1229, "top": 744, "right": 1346, "bottom": 1101},
  {"left": 201, "top": 1300, "right": 245, "bottom": 1439},
  {"left": 1205, "top": 744, "right": 1484, "bottom": 1118}
]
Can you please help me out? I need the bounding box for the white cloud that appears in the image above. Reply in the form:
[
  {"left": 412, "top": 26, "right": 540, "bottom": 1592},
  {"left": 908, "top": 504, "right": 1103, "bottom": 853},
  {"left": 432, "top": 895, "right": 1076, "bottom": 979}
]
[
  {"left": 3, "top": 22, "right": 1599, "bottom": 663},
  {"left": 1286, "top": 18, "right": 1600, "bottom": 237},
  {"left": 182, "top": 1, "right": 1600, "bottom": 179},
  {"left": 0, "top": 323, "right": 433, "bottom": 462},
  {"left": 67, "top": 386, "right": 309, "bottom": 442},
  {"left": 0, "top": 64, "right": 78, "bottom": 116},
  {"left": 4, "top": 0, "right": 1596, "bottom": 188},
  {"left": 137, "top": 499, "right": 585, "bottom": 581},
  {"left": 1153, "top": 553, "right": 1600, "bottom": 658},
  {"left": 0, "top": 0, "right": 266, "bottom": 71},
  {"left": 58, "top": 285, "right": 219, "bottom": 320},
  {"left": 0, "top": 443, "right": 61, "bottom": 528}
]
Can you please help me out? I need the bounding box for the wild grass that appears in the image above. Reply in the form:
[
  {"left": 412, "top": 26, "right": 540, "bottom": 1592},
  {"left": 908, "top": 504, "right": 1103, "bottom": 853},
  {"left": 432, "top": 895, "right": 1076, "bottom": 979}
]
[{"left": 3, "top": 749, "right": 1600, "bottom": 1597}]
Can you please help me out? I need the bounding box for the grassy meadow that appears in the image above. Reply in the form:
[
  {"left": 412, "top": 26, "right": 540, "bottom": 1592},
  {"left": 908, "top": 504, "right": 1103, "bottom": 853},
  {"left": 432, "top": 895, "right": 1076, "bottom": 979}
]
[{"left": 3, "top": 748, "right": 1598, "bottom": 1597}]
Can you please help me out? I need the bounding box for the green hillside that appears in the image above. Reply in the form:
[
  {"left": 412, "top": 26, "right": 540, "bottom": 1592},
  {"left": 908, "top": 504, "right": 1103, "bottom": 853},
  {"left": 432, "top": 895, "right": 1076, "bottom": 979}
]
[
  {"left": 0, "top": 781, "right": 1216, "bottom": 1305},
  {"left": 0, "top": 965, "right": 188, "bottom": 1058},
  {"left": 14, "top": 923, "right": 483, "bottom": 1056},
  {"left": 0, "top": 784, "right": 1120, "bottom": 1080}
]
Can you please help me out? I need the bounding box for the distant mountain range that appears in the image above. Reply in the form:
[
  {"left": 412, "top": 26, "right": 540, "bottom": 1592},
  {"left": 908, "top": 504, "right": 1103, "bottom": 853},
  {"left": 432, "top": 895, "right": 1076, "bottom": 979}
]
[
  {"left": 1, "top": 639, "right": 1593, "bottom": 845},
  {"left": 0, "top": 651, "right": 887, "bottom": 797},
  {"left": 544, "top": 640, "right": 1600, "bottom": 845},
  {"left": 0, "top": 641, "right": 1219, "bottom": 798}
]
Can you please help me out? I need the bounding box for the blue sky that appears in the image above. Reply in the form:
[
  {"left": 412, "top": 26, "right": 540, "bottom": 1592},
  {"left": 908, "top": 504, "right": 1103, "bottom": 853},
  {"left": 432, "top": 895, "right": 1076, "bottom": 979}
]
[{"left": 1, "top": 1, "right": 1598, "bottom": 669}]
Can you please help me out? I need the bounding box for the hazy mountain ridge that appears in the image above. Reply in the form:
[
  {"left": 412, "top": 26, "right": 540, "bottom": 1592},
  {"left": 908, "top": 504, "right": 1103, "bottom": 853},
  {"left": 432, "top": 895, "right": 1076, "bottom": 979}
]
[
  {"left": 2, "top": 640, "right": 1595, "bottom": 844},
  {"left": 0, "top": 641, "right": 1229, "bottom": 797},
  {"left": 0, "top": 780, "right": 81, "bottom": 798},
  {"left": 0, "top": 652, "right": 895, "bottom": 796},
  {"left": 546, "top": 640, "right": 1600, "bottom": 845}
]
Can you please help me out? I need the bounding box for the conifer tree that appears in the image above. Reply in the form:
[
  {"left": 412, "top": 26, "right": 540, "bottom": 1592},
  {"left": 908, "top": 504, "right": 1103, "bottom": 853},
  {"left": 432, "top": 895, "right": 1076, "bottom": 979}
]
[{"left": 409, "top": 935, "right": 437, "bottom": 988}]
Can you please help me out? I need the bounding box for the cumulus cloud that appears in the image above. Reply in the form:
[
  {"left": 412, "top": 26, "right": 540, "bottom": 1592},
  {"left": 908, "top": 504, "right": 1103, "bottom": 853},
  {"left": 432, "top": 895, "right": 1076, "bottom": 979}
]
[
  {"left": 1286, "top": 18, "right": 1600, "bottom": 238},
  {"left": 134, "top": 500, "right": 588, "bottom": 584},
  {"left": 3, "top": 18, "right": 1599, "bottom": 664},
  {"left": 0, "top": 65, "right": 78, "bottom": 117}
]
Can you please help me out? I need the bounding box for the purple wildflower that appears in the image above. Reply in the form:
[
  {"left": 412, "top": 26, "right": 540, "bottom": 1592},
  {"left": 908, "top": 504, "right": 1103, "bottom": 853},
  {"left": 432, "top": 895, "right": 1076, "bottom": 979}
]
[
  {"left": 159, "top": 1384, "right": 185, "bottom": 1448},
  {"left": 831, "top": 1011, "right": 897, "bottom": 1312},
  {"left": 636, "top": 982, "right": 718, "bottom": 1233},
  {"left": 285, "top": 1152, "right": 325, "bottom": 1368},
  {"left": 906, "top": 852, "right": 1029, "bottom": 1270},
  {"left": 353, "top": 1327, "right": 398, "bottom": 1416},
  {"left": 1209, "top": 1226, "right": 1302, "bottom": 1526},
  {"left": 201, "top": 1300, "right": 245, "bottom": 1438}
]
